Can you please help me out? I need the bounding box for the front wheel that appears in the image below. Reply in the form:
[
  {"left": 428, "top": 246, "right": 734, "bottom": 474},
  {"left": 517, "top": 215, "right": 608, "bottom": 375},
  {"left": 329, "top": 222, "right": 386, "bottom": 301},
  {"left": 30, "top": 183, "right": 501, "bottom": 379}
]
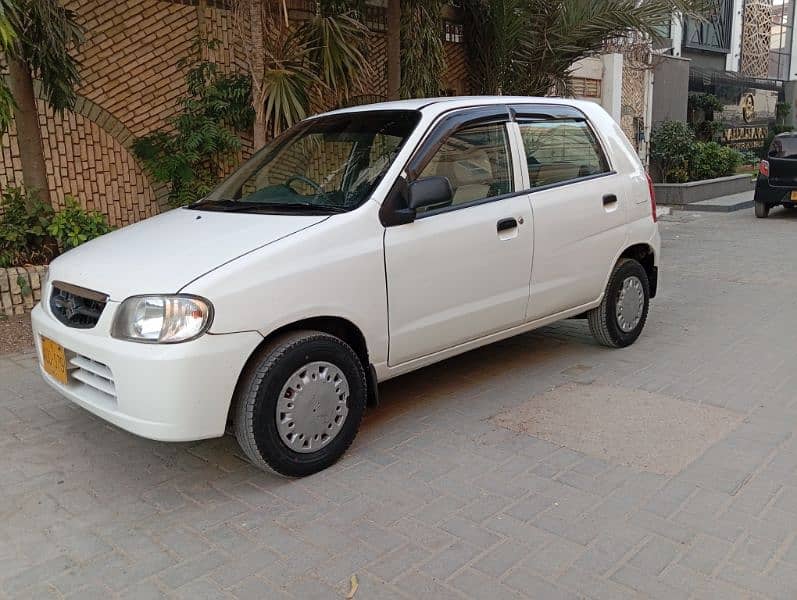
[
  {"left": 234, "top": 331, "right": 367, "bottom": 477},
  {"left": 588, "top": 258, "right": 650, "bottom": 348},
  {"left": 755, "top": 200, "right": 770, "bottom": 218}
]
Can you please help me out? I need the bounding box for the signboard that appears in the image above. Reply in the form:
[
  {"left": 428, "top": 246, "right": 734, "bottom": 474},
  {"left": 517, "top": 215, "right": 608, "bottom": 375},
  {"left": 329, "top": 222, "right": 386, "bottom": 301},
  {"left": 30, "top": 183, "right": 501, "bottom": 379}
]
[
  {"left": 689, "top": 69, "right": 782, "bottom": 154},
  {"left": 717, "top": 89, "right": 778, "bottom": 151}
]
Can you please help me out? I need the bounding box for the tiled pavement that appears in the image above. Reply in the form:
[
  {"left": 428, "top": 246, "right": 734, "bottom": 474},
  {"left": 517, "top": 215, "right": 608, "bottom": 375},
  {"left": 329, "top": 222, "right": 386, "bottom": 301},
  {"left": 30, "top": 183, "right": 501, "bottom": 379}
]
[{"left": 3, "top": 207, "right": 797, "bottom": 599}]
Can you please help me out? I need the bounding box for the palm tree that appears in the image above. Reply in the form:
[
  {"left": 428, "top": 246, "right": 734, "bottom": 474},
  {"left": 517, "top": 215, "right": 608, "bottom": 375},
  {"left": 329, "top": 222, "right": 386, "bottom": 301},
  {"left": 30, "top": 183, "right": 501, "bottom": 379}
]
[
  {"left": 399, "top": 0, "right": 446, "bottom": 99},
  {"left": 0, "top": 0, "right": 18, "bottom": 131},
  {"left": 1, "top": 0, "right": 82, "bottom": 207},
  {"left": 462, "top": 0, "right": 712, "bottom": 97},
  {"left": 234, "top": 0, "right": 370, "bottom": 148}
]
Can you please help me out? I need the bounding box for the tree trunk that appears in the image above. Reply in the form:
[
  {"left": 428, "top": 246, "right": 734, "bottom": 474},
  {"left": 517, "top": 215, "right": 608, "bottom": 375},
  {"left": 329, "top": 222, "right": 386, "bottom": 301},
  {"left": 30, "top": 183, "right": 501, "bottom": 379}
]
[
  {"left": 250, "top": 0, "right": 267, "bottom": 148},
  {"left": 253, "top": 111, "right": 267, "bottom": 150},
  {"left": 7, "top": 55, "right": 51, "bottom": 207},
  {"left": 386, "top": 0, "right": 401, "bottom": 100}
]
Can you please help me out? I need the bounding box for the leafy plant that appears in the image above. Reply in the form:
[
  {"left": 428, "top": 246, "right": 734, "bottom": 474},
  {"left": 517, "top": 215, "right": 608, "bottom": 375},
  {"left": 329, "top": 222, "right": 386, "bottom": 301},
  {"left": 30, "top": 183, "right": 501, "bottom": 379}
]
[
  {"left": 650, "top": 121, "right": 696, "bottom": 183},
  {"left": 688, "top": 93, "right": 725, "bottom": 141},
  {"left": 16, "top": 274, "right": 31, "bottom": 295},
  {"left": 235, "top": 1, "right": 371, "bottom": 146},
  {"left": 692, "top": 120, "right": 724, "bottom": 142},
  {"left": 688, "top": 93, "right": 724, "bottom": 115},
  {"left": 133, "top": 38, "right": 255, "bottom": 206},
  {"left": 0, "top": 186, "right": 56, "bottom": 267},
  {"left": 2, "top": 0, "right": 82, "bottom": 213},
  {"left": 46, "top": 196, "right": 112, "bottom": 252},
  {"left": 689, "top": 142, "right": 741, "bottom": 181},
  {"left": 400, "top": 0, "right": 445, "bottom": 98}
]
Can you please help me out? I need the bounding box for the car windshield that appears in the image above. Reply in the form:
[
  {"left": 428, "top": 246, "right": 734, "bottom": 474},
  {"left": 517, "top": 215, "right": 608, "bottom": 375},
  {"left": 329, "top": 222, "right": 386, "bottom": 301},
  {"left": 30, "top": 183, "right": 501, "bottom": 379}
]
[{"left": 192, "top": 110, "right": 421, "bottom": 214}]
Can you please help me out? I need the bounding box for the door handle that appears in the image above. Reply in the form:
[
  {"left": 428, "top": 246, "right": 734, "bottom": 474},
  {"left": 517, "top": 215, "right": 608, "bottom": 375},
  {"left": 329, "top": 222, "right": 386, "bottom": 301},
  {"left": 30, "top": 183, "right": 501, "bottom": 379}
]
[
  {"left": 497, "top": 218, "right": 518, "bottom": 232},
  {"left": 603, "top": 194, "right": 618, "bottom": 206}
]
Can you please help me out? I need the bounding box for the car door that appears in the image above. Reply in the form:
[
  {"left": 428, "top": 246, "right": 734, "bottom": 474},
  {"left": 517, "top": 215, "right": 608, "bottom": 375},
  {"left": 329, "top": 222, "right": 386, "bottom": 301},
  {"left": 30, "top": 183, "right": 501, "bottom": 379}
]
[
  {"left": 383, "top": 109, "right": 533, "bottom": 366},
  {"left": 511, "top": 106, "right": 629, "bottom": 321}
]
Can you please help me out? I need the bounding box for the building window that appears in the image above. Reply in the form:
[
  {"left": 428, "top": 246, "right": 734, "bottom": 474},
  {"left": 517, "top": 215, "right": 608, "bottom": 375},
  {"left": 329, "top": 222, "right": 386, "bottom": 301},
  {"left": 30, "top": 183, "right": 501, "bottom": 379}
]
[
  {"left": 570, "top": 77, "right": 602, "bottom": 99},
  {"left": 769, "top": 0, "right": 795, "bottom": 80},
  {"left": 444, "top": 21, "right": 464, "bottom": 43},
  {"left": 684, "top": 0, "right": 733, "bottom": 52}
]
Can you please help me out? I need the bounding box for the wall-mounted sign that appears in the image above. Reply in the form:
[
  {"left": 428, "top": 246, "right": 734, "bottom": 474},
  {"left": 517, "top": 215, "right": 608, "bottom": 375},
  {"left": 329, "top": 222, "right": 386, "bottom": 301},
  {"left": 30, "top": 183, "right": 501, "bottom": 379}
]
[{"left": 689, "top": 68, "right": 782, "bottom": 153}]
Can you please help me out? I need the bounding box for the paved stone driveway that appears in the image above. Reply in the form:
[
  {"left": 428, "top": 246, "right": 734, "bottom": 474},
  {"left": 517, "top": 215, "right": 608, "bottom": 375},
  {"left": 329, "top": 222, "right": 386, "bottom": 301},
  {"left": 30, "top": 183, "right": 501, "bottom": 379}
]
[{"left": 3, "top": 208, "right": 797, "bottom": 599}]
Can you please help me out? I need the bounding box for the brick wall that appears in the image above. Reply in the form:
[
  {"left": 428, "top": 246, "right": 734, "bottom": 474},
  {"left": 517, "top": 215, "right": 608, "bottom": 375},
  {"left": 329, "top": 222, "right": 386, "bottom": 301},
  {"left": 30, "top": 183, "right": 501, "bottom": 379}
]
[
  {"left": 1, "top": 0, "right": 242, "bottom": 226},
  {"left": 0, "top": 266, "right": 47, "bottom": 317}
]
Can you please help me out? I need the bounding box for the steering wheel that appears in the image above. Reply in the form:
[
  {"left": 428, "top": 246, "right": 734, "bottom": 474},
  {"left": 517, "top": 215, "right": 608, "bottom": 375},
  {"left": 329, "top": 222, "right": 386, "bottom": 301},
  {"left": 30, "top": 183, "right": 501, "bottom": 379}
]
[{"left": 285, "top": 175, "right": 324, "bottom": 197}]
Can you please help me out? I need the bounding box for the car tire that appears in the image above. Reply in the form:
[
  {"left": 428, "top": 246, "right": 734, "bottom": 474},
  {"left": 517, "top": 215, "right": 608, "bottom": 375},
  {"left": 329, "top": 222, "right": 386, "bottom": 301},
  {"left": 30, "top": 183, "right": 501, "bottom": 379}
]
[
  {"left": 755, "top": 200, "right": 770, "bottom": 218},
  {"left": 233, "top": 330, "right": 367, "bottom": 477},
  {"left": 588, "top": 258, "right": 650, "bottom": 348}
]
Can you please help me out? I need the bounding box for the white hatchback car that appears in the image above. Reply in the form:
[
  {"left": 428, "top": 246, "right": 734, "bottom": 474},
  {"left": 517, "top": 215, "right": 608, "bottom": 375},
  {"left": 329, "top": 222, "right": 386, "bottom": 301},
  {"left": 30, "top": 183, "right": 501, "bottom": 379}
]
[{"left": 32, "top": 97, "right": 660, "bottom": 476}]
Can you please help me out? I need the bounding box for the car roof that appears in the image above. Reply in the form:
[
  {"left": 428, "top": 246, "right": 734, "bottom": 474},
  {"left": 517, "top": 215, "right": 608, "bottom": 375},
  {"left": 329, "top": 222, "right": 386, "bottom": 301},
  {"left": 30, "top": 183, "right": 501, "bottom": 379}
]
[{"left": 316, "top": 95, "right": 598, "bottom": 119}]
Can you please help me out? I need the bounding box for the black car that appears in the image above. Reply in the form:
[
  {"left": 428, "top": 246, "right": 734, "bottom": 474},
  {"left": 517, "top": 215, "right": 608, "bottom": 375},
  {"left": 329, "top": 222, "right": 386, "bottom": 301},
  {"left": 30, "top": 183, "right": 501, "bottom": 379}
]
[{"left": 755, "top": 132, "right": 797, "bottom": 218}]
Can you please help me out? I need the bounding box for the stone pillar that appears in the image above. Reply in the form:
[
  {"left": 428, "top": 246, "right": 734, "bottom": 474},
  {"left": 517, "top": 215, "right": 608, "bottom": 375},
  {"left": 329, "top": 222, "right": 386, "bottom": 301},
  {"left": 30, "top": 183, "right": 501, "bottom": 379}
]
[
  {"left": 726, "top": 0, "right": 745, "bottom": 72},
  {"left": 671, "top": 14, "right": 684, "bottom": 57},
  {"left": 601, "top": 53, "right": 624, "bottom": 124}
]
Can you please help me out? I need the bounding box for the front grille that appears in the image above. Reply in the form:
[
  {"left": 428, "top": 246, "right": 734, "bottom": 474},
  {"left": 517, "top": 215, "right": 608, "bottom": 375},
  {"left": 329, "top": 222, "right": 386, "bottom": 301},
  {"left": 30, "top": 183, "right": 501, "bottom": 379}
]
[
  {"left": 50, "top": 282, "right": 108, "bottom": 329},
  {"left": 69, "top": 354, "right": 116, "bottom": 401}
]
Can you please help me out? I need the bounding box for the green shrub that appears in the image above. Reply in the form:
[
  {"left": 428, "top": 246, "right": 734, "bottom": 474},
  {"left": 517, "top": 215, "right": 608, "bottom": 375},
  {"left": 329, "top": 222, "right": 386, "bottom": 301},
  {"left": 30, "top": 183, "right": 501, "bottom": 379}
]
[
  {"left": 47, "top": 197, "right": 112, "bottom": 252},
  {"left": 688, "top": 93, "right": 724, "bottom": 115},
  {"left": 133, "top": 38, "right": 254, "bottom": 207},
  {"left": 0, "top": 187, "right": 56, "bottom": 268},
  {"left": 692, "top": 120, "right": 724, "bottom": 142},
  {"left": 689, "top": 142, "right": 742, "bottom": 181},
  {"left": 650, "top": 121, "right": 696, "bottom": 183}
]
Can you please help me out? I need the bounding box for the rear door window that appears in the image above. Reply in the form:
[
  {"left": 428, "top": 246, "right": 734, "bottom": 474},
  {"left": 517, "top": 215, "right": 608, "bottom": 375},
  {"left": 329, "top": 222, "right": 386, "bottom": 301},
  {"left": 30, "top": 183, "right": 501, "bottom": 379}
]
[{"left": 517, "top": 119, "right": 610, "bottom": 188}]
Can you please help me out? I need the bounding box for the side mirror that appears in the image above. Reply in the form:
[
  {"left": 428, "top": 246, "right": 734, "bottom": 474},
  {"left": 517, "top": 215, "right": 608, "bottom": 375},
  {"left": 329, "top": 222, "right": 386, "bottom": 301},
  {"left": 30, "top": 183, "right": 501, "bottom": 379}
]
[{"left": 407, "top": 176, "right": 453, "bottom": 210}]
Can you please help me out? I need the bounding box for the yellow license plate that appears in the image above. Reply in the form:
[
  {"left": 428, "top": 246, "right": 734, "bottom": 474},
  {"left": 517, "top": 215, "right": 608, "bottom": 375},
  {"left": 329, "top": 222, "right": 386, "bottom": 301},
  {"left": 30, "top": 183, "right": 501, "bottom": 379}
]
[
  {"left": 791, "top": 191, "right": 797, "bottom": 201},
  {"left": 41, "top": 337, "right": 68, "bottom": 385}
]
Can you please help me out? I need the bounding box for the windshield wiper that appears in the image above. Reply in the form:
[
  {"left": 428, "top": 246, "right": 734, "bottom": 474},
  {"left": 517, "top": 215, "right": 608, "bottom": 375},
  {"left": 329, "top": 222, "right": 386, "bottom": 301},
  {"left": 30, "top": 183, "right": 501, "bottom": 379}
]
[
  {"left": 259, "top": 201, "right": 348, "bottom": 213},
  {"left": 188, "top": 199, "right": 347, "bottom": 214}
]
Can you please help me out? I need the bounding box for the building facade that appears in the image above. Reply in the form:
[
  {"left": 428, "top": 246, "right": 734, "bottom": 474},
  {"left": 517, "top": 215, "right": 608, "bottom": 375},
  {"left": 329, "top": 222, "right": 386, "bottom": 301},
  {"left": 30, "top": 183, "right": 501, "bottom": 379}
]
[{"left": 653, "top": 0, "right": 797, "bottom": 153}]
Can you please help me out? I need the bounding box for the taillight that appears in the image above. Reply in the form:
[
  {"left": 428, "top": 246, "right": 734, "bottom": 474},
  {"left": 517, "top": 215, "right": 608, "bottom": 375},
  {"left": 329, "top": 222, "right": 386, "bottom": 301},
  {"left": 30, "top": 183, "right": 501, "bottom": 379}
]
[
  {"left": 646, "top": 173, "right": 657, "bottom": 223},
  {"left": 759, "top": 160, "right": 770, "bottom": 177}
]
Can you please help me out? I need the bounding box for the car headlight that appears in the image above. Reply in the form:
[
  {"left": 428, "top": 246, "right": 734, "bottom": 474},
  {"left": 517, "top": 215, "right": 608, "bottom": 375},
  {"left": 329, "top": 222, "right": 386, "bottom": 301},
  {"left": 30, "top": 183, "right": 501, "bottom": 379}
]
[{"left": 112, "top": 295, "right": 213, "bottom": 343}]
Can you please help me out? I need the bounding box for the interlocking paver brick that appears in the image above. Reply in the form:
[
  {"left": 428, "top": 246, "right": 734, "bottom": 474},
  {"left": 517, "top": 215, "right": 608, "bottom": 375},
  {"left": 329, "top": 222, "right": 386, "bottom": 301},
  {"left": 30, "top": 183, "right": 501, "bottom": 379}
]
[
  {"left": 610, "top": 564, "right": 689, "bottom": 600},
  {"left": 503, "top": 568, "right": 580, "bottom": 600},
  {"left": 419, "top": 540, "right": 482, "bottom": 581},
  {"left": 679, "top": 534, "right": 732, "bottom": 575},
  {"left": 628, "top": 535, "right": 681, "bottom": 575}
]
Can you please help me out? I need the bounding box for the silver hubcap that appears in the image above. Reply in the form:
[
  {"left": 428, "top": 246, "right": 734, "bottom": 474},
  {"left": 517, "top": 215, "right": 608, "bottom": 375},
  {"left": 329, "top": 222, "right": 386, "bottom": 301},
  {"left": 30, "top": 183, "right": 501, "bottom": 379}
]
[
  {"left": 616, "top": 275, "right": 644, "bottom": 333},
  {"left": 276, "top": 361, "right": 349, "bottom": 453}
]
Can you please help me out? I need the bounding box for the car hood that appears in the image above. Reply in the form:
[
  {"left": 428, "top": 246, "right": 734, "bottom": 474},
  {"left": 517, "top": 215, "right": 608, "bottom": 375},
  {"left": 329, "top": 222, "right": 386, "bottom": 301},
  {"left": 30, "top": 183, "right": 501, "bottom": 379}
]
[{"left": 47, "top": 208, "right": 328, "bottom": 300}]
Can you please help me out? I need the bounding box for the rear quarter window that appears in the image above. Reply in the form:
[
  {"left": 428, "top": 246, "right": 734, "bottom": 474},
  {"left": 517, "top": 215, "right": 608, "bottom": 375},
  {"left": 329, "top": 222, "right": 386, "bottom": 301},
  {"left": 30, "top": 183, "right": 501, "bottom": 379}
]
[
  {"left": 518, "top": 119, "right": 610, "bottom": 188},
  {"left": 769, "top": 137, "right": 797, "bottom": 158}
]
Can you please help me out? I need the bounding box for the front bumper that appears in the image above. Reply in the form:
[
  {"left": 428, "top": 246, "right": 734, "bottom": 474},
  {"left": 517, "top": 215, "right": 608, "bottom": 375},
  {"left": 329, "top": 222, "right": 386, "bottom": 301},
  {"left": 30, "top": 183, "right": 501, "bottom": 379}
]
[{"left": 31, "top": 301, "right": 263, "bottom": 442}]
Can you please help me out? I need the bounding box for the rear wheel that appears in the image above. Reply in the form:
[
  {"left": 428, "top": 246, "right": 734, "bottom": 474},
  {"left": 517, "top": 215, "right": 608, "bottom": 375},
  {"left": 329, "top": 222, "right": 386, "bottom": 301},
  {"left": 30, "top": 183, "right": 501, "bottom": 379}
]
[
  {"left": 234, "top": 331, "right": 367, "bottom": 477},
  {"left": 755, "top": 200, "right": 770, "bottom": 218},
  {"left": 588, "top": 258, "right": 650, "bottom": 348}
]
